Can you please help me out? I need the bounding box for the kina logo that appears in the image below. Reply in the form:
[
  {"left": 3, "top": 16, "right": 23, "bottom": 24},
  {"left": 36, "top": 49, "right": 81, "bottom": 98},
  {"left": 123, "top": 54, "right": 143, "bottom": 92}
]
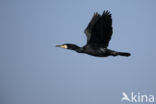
[{"left": 121, "top": 92, "right": 155, "bottom": 103}]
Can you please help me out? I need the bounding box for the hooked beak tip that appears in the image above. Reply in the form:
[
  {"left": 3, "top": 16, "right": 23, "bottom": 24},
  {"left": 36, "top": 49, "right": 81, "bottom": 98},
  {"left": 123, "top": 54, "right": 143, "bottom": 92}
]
[{"left": 56, "top": 45, "right": 61, "bottom": 47}]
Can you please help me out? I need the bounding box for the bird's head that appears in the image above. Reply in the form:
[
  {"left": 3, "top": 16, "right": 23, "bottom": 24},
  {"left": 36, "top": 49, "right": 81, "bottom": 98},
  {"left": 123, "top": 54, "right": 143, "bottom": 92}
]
[{"left": 56, "top": 44, "right": 80, "bottom": 50}]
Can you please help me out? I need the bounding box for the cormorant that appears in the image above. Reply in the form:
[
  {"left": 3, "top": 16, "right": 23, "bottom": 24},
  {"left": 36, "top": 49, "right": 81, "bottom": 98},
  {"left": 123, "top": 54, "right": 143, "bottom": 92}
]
[{"left": 56, "top": 10, "right": 131, "bottom": 57}]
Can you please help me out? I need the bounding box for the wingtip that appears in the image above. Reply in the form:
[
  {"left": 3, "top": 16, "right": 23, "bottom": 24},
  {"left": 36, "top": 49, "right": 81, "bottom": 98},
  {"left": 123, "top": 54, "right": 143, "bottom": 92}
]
[
  {"left": 103, "top": 10, "right": 111, "bottom": 16},
  {"left": 93, "top": 12, "right": 99, "bottom": 16}
]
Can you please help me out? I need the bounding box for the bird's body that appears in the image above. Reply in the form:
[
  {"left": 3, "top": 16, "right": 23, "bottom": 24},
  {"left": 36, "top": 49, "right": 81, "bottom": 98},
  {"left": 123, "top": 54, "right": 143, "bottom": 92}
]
[{"left": 56, "top": 10, "right": 131, "bottom": 57}]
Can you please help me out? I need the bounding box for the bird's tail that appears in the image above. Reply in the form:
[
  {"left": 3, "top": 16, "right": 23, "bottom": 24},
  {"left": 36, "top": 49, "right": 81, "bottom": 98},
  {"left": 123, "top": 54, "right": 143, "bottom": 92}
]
[{"left": 117, "top": 52, "right": 131, "bottom": 57}]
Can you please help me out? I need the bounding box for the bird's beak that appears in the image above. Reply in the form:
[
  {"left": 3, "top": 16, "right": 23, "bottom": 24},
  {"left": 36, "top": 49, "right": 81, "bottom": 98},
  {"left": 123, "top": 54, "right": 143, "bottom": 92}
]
[
  {"left": 56, "top": 45, "right": 67, "bottom": 49},
  {"left": 56, "top": 45, "right": 61, "bottom": 47}
]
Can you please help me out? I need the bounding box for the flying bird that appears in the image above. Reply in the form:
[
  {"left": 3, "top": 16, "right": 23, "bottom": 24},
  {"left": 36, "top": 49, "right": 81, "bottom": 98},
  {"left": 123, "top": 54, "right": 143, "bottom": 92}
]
[{"left": 56, "top": 10, "right": 131, "bottom": 57}]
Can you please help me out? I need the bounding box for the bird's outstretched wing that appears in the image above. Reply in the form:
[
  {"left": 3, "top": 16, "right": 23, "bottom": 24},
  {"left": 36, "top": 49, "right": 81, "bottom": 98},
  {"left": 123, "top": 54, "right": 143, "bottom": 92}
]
[
  {"left": 84, "top": 10, "right": 113, "bottom": 48},
  {"left": 84, "top": 12, "right": 101, "bottom": 43}
]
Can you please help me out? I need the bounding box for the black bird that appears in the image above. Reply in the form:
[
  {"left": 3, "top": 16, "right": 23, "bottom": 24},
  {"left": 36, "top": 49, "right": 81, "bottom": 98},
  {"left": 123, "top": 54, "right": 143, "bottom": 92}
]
[{"left": 56, "top": 10, "right": 131, "bottom": 57}]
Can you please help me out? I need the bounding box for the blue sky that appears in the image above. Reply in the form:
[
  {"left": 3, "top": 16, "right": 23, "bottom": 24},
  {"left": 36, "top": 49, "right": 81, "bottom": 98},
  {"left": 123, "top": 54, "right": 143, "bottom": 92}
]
[{"left": 0, "top": 0, "right": 156, "bottom": 104}]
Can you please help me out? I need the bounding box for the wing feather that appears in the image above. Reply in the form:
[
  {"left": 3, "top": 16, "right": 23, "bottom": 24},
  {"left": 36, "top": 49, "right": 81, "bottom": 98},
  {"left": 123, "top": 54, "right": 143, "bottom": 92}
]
[
  {"left": 84, "top": 12, "right": 101, "bottom": 42},
  {"left": 84, "top": 10, "right": 113, "bottom": 48}
]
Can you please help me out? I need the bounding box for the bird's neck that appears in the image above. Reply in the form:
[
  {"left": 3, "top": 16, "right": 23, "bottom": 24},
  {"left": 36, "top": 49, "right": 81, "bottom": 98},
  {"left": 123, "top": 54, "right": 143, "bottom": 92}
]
[{"left": 68, "top": 44, "right": 84, "bottom": 53}]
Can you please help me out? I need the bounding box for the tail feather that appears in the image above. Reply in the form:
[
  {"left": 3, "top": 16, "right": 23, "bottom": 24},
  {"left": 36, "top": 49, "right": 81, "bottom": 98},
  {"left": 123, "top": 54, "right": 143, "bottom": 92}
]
[{"left": 117, "top": 52, "right": 131, "bottom": 57}]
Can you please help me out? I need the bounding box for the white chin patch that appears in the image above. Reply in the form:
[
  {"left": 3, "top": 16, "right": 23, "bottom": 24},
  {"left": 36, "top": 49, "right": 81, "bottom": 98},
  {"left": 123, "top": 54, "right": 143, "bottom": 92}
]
[{"left": 61, "top": 45, "right": 68, "bottom": 49}]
